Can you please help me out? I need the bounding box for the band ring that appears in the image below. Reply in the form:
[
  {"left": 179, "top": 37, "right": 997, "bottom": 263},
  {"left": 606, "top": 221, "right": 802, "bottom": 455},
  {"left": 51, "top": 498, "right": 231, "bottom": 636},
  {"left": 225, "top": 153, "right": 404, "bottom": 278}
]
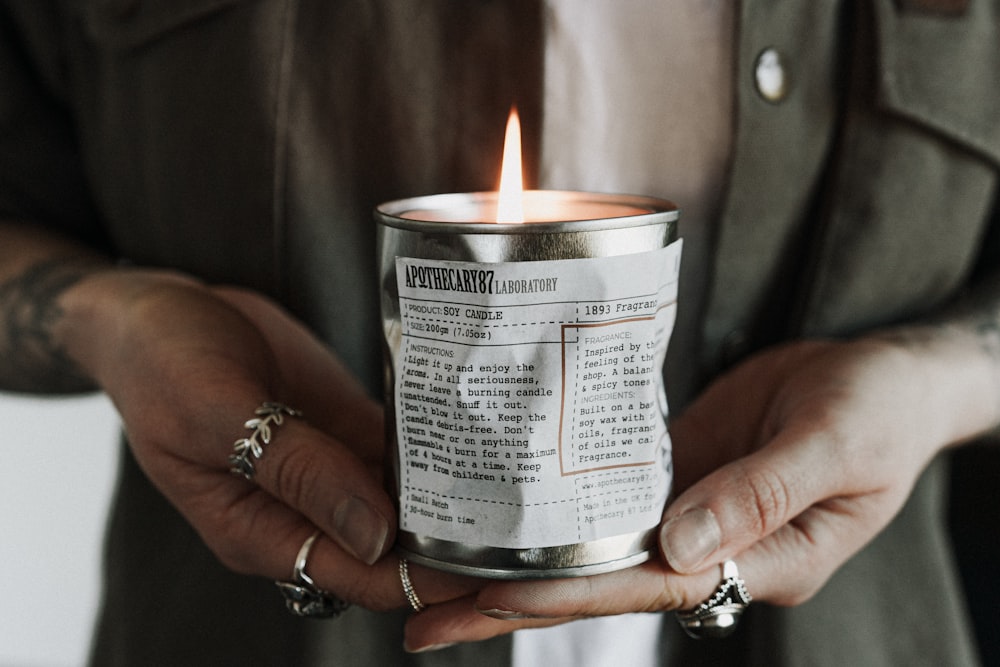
[
  {"left": 275, "top": 531, "right": 351, "bottom": 619},
  {"left": 399, "top": 559, "right": 426, "bottom": 612},
  {"left": 676, "top": 560, "right": 752, "bottom": 639},
  {"left": 228, "top": 402, "right": 302, "bottom": 480}
]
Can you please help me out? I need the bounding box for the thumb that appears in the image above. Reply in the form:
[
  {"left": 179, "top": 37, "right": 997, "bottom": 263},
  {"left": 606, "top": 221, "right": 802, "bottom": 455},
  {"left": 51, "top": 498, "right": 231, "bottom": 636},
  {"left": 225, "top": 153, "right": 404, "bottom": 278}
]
[{"left": 658, "top": 432, "right": 835, "bottom": 574}]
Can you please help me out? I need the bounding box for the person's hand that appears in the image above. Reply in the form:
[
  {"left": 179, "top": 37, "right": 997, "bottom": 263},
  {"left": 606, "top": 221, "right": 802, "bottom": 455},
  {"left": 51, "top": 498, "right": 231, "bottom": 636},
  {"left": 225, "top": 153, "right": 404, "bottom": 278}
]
[
  {"left": 60, "top": 268, "right": 480, "bottom": 611},
  {"left": 400, "top": 330, "right": 1000, "bottom": 650}
]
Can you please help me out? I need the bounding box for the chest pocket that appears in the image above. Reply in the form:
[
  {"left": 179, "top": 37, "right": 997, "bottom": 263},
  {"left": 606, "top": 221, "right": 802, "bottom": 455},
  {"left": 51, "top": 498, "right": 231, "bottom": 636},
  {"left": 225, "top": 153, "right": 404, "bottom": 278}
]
[{"left": 796, "top": 0, "right": 1000, "bottom": 337}]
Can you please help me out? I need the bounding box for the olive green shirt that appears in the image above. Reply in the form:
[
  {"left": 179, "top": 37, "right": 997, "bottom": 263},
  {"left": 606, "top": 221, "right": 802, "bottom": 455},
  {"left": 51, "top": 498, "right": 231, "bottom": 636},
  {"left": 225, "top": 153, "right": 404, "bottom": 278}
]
[{"left": 1, "top": 1, "right": 997, "bottom": 665}]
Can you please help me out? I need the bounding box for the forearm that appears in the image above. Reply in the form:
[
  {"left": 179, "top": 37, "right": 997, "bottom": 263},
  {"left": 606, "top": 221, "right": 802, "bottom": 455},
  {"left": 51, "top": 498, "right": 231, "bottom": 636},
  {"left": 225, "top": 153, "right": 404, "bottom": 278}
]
[
  {"left": 0, "top": 221, "right": 207, "bottom": 396},
  {"left": 0, "top": 221, "right": 113, "bottom": 393}
]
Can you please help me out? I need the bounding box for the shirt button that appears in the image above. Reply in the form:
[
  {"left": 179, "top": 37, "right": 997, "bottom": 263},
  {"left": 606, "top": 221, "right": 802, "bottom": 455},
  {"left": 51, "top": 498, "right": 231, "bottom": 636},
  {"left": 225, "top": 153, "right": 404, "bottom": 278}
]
[{"left": 754, "top": 47, "right": 789, "bottom": 103}]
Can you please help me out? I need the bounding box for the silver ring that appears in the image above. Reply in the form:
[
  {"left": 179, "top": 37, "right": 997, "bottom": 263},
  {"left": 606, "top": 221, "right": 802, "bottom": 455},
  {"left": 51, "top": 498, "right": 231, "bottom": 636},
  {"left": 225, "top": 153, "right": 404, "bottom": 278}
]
[
  {"left": 275, "top": 531, "right": 350, "bottom": 619},
  {"left": 229, "top": 402, "right": 302, "bottom": 480},
  {"left": 676, "top": 560, "right": 751, "bottom": 639},
  {"left": 399, "top": 559, "right": 426, "bottom": 612}
]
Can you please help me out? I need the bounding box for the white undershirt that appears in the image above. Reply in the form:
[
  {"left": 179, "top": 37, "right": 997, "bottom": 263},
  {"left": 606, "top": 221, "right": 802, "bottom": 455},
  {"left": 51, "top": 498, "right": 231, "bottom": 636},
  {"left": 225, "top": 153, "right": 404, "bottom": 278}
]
[
  {"left": 537, "top": 0, "right": 734, "bottom": 409},
  {"left": 514, "top": 2, "right": 734, "bottom": 665}
]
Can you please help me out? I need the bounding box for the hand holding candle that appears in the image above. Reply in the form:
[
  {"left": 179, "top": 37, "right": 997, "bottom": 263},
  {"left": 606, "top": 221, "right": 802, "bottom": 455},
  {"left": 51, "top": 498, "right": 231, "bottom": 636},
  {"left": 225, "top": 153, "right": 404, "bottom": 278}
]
[{"left": 400, "top": 329, "right": 1000, "bottom": 649}]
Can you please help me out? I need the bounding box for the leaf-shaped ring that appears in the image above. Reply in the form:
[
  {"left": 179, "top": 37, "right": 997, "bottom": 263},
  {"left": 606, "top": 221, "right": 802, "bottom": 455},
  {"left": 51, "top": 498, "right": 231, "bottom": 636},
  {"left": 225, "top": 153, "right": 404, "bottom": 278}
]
[{"left": 228, "top": 402, "right": 303, "bottom": 481}]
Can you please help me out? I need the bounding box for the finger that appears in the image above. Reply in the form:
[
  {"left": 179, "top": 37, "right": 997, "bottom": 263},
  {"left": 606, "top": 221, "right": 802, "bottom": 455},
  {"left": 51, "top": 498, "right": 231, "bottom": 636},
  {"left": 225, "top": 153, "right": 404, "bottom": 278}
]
[
  {"left": 124, "top": 288, "right": 394, "bottom": 569},
  {"left": 170, "top": 450, "right": 484, "bottom": 612},
  {"left": 229, "top": 415, "right": 396, "bottom": 566},
  {"left": 211, "top": 408, "right": 487, "bottom": 608},
  {"left": 405, "top": 497, "right": 895, "bottom": 649},
  {"left": 402, "top": 561, "right": 723, "bottom": 649},
  {"left": 724, "top": 490, "right": 902, "bottom": 606},
  {"left": 273, "top": 535, "right": 484, "bottom": 612},
  {"left": 407, "top": 507, "right": 869, "bottom": 652},
  {"left": 198, "top": 291, "right": 395, "bottom": 564},
  {"left": 658, "top": 424, "right": 851, "bottom": 574},
  {"left": 403, "top": 594, "right": 571, "bottom": 652},
  {"left": 209, "top": 292, "right": 495, "bottom": 608},
  {"left": 474, "top": 561, "right": 719, "bottom": 617},
  {"left": 146, "top": 396, "right": 394, "bottom": 568}
]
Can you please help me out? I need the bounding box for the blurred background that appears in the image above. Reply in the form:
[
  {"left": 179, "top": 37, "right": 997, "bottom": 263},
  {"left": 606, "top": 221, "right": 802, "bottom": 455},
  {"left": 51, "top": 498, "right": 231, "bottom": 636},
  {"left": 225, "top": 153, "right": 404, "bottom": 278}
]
[{"left": 0, "top": 393, "right": 119, "bottom": 667}]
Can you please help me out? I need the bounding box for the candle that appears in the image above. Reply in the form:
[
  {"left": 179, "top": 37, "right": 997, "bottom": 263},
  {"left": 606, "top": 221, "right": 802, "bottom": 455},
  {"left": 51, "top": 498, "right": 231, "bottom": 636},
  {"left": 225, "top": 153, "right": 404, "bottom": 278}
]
[{"left": 376, "top": 110, "right": 681, "bottom": 579}]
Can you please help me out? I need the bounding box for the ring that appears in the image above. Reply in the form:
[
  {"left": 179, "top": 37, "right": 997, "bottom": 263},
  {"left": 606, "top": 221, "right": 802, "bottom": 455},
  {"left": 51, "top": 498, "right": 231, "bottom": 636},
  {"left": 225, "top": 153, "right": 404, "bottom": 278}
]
[
  {"left": 399, "top": 559, "right": 426, "bottom": 612},
  {"left": 676, "top": 560, "right": 752, "bottom": 639},
  {"left": 274, "top": 531, "right": 350, "bottom": 619},
  {"left": 228, "top": 402, "right": 302, "bottom": 480}
]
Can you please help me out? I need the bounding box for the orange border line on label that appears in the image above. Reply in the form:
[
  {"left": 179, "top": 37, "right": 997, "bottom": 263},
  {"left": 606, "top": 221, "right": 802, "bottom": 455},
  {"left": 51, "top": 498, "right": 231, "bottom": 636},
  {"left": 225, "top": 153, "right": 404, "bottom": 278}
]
[{"left": 558, "top": 316, "right": 659, "bottom": 477}]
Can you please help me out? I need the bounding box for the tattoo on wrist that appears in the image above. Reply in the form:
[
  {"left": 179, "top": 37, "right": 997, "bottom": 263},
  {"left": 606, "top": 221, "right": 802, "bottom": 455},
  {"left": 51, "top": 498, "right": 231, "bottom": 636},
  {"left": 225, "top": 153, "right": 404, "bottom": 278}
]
[{"left": 0, "top": 257, "right": 101, "bottom": 392}]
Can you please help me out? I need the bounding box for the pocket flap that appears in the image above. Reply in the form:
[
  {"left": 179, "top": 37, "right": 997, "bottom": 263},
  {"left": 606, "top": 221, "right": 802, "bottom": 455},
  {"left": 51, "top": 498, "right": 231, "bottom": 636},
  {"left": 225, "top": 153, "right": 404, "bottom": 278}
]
[{"left": 874, "top": 0, "right": 1000, "bottom": 164}]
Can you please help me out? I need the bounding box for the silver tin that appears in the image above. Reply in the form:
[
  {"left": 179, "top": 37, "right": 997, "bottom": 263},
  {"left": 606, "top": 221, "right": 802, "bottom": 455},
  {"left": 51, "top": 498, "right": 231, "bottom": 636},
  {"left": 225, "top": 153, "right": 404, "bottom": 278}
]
[{"left": 377, "top": 190, "right": 679, "bottom": 578}]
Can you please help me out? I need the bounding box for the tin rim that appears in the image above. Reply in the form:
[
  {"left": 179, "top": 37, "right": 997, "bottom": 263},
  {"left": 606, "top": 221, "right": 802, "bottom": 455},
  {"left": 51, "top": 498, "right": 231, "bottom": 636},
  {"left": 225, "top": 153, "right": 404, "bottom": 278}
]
[
  {"left": 376, "top": 190, "right": 679, "bottom": 234},
  {"left": 396, "top": 544, "right": 653, "bottom": 580}
]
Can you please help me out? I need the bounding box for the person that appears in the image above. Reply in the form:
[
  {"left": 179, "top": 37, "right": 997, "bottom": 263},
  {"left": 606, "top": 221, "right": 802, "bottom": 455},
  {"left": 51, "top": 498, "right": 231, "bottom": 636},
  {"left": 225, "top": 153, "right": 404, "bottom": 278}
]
[{"left": 1, "top": 1, "right": 996, "bottom": 665}]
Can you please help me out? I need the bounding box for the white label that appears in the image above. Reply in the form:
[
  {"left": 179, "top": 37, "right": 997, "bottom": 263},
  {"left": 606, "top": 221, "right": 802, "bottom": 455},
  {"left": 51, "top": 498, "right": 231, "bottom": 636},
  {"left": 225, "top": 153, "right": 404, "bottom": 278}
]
[{"left": 394, "top": 240, "right": 681, "bottom": 548}]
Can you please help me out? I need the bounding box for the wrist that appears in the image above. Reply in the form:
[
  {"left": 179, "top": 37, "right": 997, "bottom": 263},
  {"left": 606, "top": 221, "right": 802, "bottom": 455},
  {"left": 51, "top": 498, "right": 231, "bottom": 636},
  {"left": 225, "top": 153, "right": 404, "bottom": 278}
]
[
  {"left": 0, "top": 254, "right": 110, "bottom": 393},
  {"left": 55, "top": 264, "right": 204, "bottom": 390},
  {"left": 869, "top": 321, "right": 1000, "bottom": 448}
]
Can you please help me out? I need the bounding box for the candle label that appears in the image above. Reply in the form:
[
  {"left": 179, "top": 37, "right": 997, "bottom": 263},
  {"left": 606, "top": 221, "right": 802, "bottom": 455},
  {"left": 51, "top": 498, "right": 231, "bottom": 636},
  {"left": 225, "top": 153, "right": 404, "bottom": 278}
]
[{"left": 394, "top": 240, "right": 681, "bottom": 548}]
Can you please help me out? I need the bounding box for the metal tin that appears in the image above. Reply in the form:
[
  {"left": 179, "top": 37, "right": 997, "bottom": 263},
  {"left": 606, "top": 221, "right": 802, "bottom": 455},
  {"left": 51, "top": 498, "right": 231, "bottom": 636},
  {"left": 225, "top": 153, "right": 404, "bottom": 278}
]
[{"left": 377, "top": 191, "right": 679, "bottom": 578}]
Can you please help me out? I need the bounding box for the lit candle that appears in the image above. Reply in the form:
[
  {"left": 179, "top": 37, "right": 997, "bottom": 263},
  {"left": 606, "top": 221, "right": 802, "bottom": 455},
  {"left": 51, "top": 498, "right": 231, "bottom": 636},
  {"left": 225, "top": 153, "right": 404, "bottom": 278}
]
[{"left": 376, "top": 109, "right": 681, "bottom": 579}]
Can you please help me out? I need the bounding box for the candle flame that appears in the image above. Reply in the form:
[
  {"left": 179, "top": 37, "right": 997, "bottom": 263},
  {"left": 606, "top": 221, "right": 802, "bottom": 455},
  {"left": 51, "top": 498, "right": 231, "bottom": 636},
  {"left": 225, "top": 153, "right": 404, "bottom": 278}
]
[{"left": 496, "top": 107, "right": 524, "bottom": 223}]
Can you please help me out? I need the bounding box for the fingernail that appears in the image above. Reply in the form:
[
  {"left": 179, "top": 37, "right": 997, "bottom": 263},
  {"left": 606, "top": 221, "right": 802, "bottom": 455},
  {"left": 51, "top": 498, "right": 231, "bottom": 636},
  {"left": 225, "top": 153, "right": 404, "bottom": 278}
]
[
  {"left": 476, "top": 607, "right": 539, "bottom": 620},
  {"left": 660, "top": 507, "right": 720, "bottom": 572},
  {"left": 334, "top": 495, "right": 390, "bottom": 565},
  {"left": 405, "top": 642, "right": 457, "bottom": 653}
]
